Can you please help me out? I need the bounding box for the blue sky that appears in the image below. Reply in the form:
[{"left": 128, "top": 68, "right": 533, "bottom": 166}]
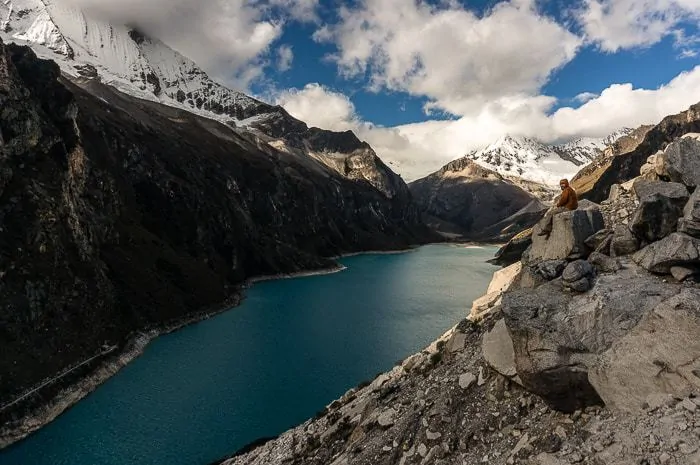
[{"left": 76, "top": 0, "right": 699, "bottom": 179}]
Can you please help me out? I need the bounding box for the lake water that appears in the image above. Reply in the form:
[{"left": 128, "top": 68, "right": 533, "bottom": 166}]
[{"left": 0, "top": 244, "right": 498, "bottom": 465}]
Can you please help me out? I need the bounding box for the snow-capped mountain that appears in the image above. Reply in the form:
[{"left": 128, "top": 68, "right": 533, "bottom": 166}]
[
  {"left": 466, "top": 131, "right": 633, "bottom": 186},
  {"left": 0, "top": 0, "right": 413, "bottom": 199}
]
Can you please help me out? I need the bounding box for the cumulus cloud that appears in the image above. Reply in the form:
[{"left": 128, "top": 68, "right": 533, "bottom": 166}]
[
  {"left": 574, "top": 91, "right": 599, "bottom": 103},
  {"left": 277, "top": 45, "right": 294, "bottom": 71},
  {"left": 314, "top": 0, "right": 581, "bottom": 116},
  {"left": 577, "top": 0, "right": 700, "bottom": 52},
  {"left": 58, "top": 0, "right": 317, "bottom": 86},
  {"left": 277, "top": 66, "right": 700, "bottom": 181}
]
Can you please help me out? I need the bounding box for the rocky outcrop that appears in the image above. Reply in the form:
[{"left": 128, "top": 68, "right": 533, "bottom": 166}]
[
  {"left": 0, "top": 39, "right": 435, "bottom": 427},
  {"left": 528, "top": 206, "right": 604, "bottom": 263},
  {"left": 660, "top": 134, "right": 700, "bottom": 188},
  {"left": 489, "top": 228, "right": 533, "bottom": 267},
  {"left": 629, "top": 179, "right": 689, "bottom": 243},
  {"left": 469, "top": 262, "right": 522, "bottom": 321},
  {"left": 633, "top": 233, "right": 700, "bottom": 274},
  {"left": 574, "top": 102, "right": 700, "bottom": 202},
  {"left": 409, "top": 159, "right": 547, "bottom": 241}
]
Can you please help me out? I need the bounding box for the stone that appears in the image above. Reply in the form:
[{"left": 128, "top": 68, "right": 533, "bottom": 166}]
[
  {"left": 503, "top": 264, "right": 680, "bottom": 412},
  {"left": 644, "top": 393, "right": 675, "bottom": 411},
  {"left": 482, "top": 319, "right": 521, "bottom": 384},
  {"left": 585, "top": 229, "right": 612, "bottom": 251},
  {"left": 633, "top": 232, "right": 700, "bottom": 274},
  {"left": 470, "top": 262, "right": 522, "bottom": 320},
  {"left": 448, "top": 332, "right": 467, "bottom": 353},
  {"left": 661, "top": 135, "right": 700, "bottom": 188},
  {"left": 680, "top": 398, "right": 697, "bottom": 412},
  {"left": 534, "top": 260, "right": 567, "bottom": 281},
  {"left": 610, "top": 225, "right": 640, "bottom": 257},
  {"left": 530, "top": 207, "right": 605, "bottom": 263},
  {"left": 588, "top": 252, "right": 622, "bottom": 274},
  {"left": 670, "top": 266, "right": 699, "bottom": 282},
  {"left": 588, "top": 289, "right": 700, "bottom": 411},
  {"left": 426, "top": 430, "right": 442, "bottom": 440},
  {"left": 630, "top": 180, "right": 689, "bottom": 243},
  {"left": 459, "top": 373, "right": 477, "bottom": 389},
  {"left": 562, "top": 260, "right": 594, "bottom": 283},
  {"left": 679, "top": 188, "right": 700, "bottom": 238},
  {"left": 378, "top": 408, "right": 396, "bottom": 427},
  {"left": 417, "top": 443, "right": 428, "bottom": 457},
  {"left": 565, "top": 278, "right": 591, "bottom": 293}
]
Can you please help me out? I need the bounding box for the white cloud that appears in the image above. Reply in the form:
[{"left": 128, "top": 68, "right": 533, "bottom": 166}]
[
  {"left": 574, "top": 91, "right": 599, "bottom": 103},
  {"left": 278, "top": 66, "right": 700, "bottom": 181},
  {"left": 59, "top": 0, "right": 318, "bottom": 87},
  {"left": 277, "top": 45, "right": 294, "bottom": 71},
  {"left": 577, "top": 0, "right": 700, "bottom": 52},
  {"left": 314, "top": 0, "right": 581, "bottom": 116}
]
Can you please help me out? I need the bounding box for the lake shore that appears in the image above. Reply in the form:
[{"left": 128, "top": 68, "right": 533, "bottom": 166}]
[{"left": 0, "top": 245, "right": 429, "bottom": 450}]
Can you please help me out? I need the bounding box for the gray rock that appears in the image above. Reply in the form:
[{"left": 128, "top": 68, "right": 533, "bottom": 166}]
[
  {"left": 585, "top": 229, "right": 612, "bottom": 251},
  {"left": 610, "top": 225, "right": 640, "bottom": 257},
  {"left": 630, "top": 180, "right": 689, "bottom": 243},
  {"left": 459, "top": 373, "right": 477, "bottom": 389},
  {"left": 377, "top": 408, "right": 396, "bottom": 427},
  {"left": 588, "top": 289, "right": 700, "bottom": 411},
  {"left": 530, "top": 208, "right": 605, "bottom": 263},
  {"left": 661, "top": 135, "right": 700, "bottom": 188},
  {"left": 633, "top": 232, "right": 700, "bottom": 274},
  {"left": 588, "top": 252, "right": 622, "bottom": 274},
  {"left": 534, "top": 260, "right": 567, "bottom": 281},
  {"left": 678, "top": 188, "right": 700, "bottom": 238},
  {"left": 502, "top": 264, "right": 680, "bottom": 411},
  {"left": 562, "top": 260, "right": 594, "bottom": 283},
  {"left": 426, "top": 430, "right": 442, "bottom": 441},
  {"left": 482, "top": 319, "right": 521, "bottom": 383},
  {"left": 670, "top": 266, "right": 699, "bottom": 282},
  {"left": 566, "top": 277, "right": 591, "bottom": 293}
]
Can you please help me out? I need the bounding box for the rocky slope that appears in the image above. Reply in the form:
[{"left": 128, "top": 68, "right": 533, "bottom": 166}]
[
  {"left": 0, "top": 38, "right": 435, "bottom": 441},
  {"left": 227, "top": 131, "right": 700, "bottom": 465},
  {"left": 409, "top": 159, "right": 548, "bottom": 242},
  {"left": 573, "top": 103, "right": 700, "bottom": 202}
]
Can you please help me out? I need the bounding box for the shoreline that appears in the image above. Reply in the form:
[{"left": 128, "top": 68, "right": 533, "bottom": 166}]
[{"left": 0, "top": 242, "right": 489, "bottom": 450}]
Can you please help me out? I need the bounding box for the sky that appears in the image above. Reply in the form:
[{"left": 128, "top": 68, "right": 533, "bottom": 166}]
[{"left": 66, "top": 0, "right": 700, "bottom": 180}]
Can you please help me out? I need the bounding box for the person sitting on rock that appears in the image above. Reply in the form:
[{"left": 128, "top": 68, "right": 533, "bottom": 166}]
[{"left": 538, "top": 179, "right": 579, "bottom": 237}]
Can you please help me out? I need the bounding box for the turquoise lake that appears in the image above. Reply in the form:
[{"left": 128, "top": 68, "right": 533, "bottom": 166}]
[{"left": 0, "top": 244, "right": 498, "bottom": 465}]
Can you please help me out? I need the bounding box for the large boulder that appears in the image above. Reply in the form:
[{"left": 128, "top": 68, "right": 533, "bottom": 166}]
[
  {"left": 529, "top": 207, "right": 605, "bottom": 263},
  {"left": 633, "top": 232, "right": 700, "bottom": 274},
  {"left": 502, "top": 263, "right": 680, "bottom": 412},
  {"left": 589, "top": 289, "right": 700, "bottom": 411},
  {"left": 481, "top": 318, "right": 521, "bottom": 385},
  {"left": 562, "top": 260, "right": 595, "bottom": 292},
  {"left": 678, "top": 188, "right": 700, "bottom": 238},
  {"left": 610, "top": 224, "right": 640, "bottom": 257},
  {"left": 469, "top": 262, "right": 522, "bottom": 320},
  {"left": 629, "top": 180, "right": 689, "bottom": 243},
  {"left": 660, "top": 134, "right": 700, "bottom": 188}
]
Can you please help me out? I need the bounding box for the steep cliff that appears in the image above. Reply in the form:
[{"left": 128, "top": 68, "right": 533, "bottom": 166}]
[{"left": 0, "top": 39, "right": 434, "bottom": 427}]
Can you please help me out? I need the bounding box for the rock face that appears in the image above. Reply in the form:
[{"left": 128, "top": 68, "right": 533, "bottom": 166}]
[
  {"left": 488, "top": 228, "right": 533, "bottom": 267},
  {"left": 0, "top": 40, "right": 434, "bottom": 416},
  {"left": 629, "top": 180, "right": 689, "bottom": 243},
  {"left": 409, "top": 159, "right": 546, "bottom": 241},
  {"left": 661, "top": 134, "right": 700, "bottom": 188},
  {"left": 589, "top": 289, "right": 700, "bottom": 411},
  {"left": 633, "top": 233, "right": 700, "bottom": 274},
  {"left": 503, "top": 263, "right": 681, "bottom": 412}
]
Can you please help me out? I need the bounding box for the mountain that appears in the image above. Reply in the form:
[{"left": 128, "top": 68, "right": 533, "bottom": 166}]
[
  {"left": 573, "top": 104, "right": 700, "bottom": 202},
  {"left": 0, "top": 38, "right": 437, "bottom": 442},
  {"left": 409, "top": 159, "right": 547, "bottom": 241},
  {"left": 465, "top": 131, "right": 632, "bottom": 186},
  {"left": 0, "top": 0, "right": 412, "bottom": 199}
]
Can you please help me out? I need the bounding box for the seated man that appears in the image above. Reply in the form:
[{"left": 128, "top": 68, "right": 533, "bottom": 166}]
[{"left": 538, "top": 178, "right": 578, "bottom": 236}]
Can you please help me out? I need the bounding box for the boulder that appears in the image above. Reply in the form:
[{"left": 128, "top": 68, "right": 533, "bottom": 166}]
[
  {"left": 588, "top": 289, "right": 700, "bottom": 411},
  {"left": 502, "top": 263, "right": 680, "bottom": 412},
  {"left": 629, "top": 180, "right": 689, "bottom": 243},
  {"left": 482, "top": 319, "right": 522, "bottom": 385},
  {"left": 610, "top": 225, "right": 640, "bottom": 257},
  {"left": 670, "top": 266, "right": 699, "bottom": 282},
  {"left": 588, "top": 252, "right": 622, "bottom": 274},
  {"left": 633, "top": 232, "right": 700, "bottom": 274},
  {"left": 678, "top": 188, "right": 700, "bottom": 238},
  {"left": 584, "top": 229, "right": 612, "bottom": 251},
  {"left": 530, "top": 208, "right": 605, "bottom": 263},
  {"left": 661, "top": 134, "right": 700, "bottom": 188},
  {"left": 469, "top": 262, "right": 522, "bottom": 320},
  {"left": 562, "top": 260, "right": 594, "bottom": 283},
  {"left": 534, "top": 259, "right": 567, "bottom": 281}
]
